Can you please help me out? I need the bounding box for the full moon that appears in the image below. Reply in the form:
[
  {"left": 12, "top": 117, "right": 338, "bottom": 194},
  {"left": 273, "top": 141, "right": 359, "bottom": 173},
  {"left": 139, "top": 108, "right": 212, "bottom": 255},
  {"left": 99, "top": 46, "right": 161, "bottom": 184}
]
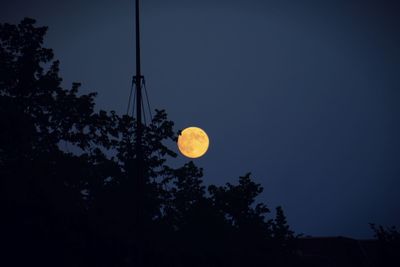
[{"left": 177, "top": 127, "right": 209, "bottom": 158}]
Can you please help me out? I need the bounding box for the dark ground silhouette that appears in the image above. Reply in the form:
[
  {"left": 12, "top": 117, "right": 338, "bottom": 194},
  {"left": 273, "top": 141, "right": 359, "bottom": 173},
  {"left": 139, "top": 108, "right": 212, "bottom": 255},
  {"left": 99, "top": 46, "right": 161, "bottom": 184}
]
[{"left": 1, "top": 18, "right": 399, "bottom": 267}]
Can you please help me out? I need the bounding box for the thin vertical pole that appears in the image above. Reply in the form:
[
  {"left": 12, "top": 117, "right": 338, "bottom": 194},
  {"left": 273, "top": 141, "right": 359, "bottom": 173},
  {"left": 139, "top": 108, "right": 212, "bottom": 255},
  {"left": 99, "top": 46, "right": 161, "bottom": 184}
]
[
  {"left": 135, "top": 0, "right": 142, "bottom": 145},
  {"left": 134, "top": 0, "right": 143, "bottom": 248}
]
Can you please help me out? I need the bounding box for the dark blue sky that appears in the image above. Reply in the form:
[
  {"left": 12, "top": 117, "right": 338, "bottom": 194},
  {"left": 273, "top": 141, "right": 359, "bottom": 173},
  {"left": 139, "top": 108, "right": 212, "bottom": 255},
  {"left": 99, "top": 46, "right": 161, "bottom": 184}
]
[{"left": 2, "top": 0, "right": 400, "bottom": 238}]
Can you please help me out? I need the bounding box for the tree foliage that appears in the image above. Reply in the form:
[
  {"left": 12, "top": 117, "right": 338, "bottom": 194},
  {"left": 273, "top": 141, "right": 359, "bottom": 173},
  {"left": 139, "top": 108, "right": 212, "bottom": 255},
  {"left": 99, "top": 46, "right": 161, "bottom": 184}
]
[
  {"left": 369, "top": 224, "right": 400, "bottom": 266},
  {"left": 0, "top": 18, "right": 297, "bottom": 267}
]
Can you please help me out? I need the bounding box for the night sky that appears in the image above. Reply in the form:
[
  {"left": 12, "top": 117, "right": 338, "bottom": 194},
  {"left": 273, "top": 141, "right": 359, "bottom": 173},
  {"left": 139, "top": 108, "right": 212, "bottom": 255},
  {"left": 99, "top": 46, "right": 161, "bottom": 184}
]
[{"left": 2, "top": 0, "right": 399, "bottom": 238}]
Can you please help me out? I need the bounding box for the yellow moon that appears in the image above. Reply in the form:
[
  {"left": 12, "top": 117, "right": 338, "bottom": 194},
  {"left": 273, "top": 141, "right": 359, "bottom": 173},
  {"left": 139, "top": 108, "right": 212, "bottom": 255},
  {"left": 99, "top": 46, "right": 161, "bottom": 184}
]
[{"left": 177, "top": 127, "right": 209, "bottom": 158}]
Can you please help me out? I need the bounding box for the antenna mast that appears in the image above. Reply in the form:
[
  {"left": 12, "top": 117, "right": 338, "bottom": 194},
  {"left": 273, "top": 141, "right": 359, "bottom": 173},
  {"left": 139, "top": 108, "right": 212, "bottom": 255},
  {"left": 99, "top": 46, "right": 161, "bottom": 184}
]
[
  {"left": 134, "top": 0, "right": 144, "bottom": 246},
  {"left": 135, "top": 1, "right": 142, "bottom": 150}
]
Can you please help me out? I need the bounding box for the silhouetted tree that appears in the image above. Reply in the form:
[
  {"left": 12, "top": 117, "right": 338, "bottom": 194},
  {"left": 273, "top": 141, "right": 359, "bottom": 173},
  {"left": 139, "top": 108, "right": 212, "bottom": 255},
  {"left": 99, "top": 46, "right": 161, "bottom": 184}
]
[
  {"left": 1, "top": 18, "right": 298, "bottom": 267},
  {"left": 0, "top": 17, "right": 113, "bottom": 266},
  {"left": 370, "top": 224, "right": 400, "bottom": 266},
  {"left": 273, "top": 206, "right": 294, "bottom": 241}
]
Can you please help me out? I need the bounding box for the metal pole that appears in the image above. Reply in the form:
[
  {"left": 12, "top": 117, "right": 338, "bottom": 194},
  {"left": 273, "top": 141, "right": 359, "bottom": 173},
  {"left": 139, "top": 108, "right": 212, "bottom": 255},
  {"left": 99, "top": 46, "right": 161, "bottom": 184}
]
[
  {"left": 134, "top": 0, "right": 143, "bottom": 248},
  {"left": 135, "top": 0, "right": 142, "bottom": 143}
]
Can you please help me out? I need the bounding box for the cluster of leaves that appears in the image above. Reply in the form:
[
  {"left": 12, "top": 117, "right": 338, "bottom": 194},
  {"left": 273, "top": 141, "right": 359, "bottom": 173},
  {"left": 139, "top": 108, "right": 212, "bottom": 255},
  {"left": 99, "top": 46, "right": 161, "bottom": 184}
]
[
  {"left": 0, "top": 18, "right": 296, "bottom": 267},
  {"left": 369, "top": 224, "right": 400, "bottom": 266}
]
